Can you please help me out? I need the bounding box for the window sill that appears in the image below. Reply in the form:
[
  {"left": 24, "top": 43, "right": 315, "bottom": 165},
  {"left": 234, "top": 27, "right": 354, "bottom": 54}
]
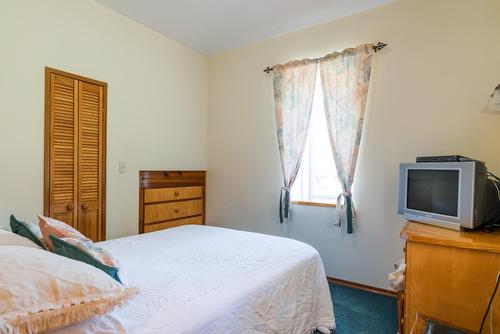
[{"left": 292, "top": 200, "right": 336, "bottom": 208}]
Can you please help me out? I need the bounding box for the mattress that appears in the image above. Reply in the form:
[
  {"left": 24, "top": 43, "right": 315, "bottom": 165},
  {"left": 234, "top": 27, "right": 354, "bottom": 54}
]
[{"left": 50, "top": 225, "right": 335, "bottom": 334}]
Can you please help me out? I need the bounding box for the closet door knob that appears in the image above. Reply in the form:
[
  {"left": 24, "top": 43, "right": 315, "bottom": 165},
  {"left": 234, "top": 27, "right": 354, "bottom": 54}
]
[
  {"left": 81, "top": 204, "right": 89, "bottom": 210},
  {"left": 66, "top": 204, "right": 74, "bottom": 211}
]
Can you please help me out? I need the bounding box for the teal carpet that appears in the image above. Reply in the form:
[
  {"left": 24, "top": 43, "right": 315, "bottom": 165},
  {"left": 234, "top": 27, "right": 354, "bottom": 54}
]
[{"left": 316, "top": 283, "right": 398, "bottom": 334}]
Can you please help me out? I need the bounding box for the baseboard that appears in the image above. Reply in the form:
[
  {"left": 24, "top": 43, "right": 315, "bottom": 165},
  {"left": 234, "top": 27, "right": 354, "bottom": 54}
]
[{"left": 327, "top": 276, "right": 397, "bottom": 298}]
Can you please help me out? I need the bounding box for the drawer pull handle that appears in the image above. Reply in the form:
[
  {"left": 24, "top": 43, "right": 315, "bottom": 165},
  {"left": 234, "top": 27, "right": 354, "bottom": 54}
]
[
  {"left": 174, "top": 191, "right": 180, "bottom": 197},
  {"left": 82, "top": 204, "right": 89, "bottom": 210},
  {"left": 66, "top": 204, "right": 74, "bottom": 211},
  {"left": 174, "top": 209, "right": 179, "bottom": 213}
]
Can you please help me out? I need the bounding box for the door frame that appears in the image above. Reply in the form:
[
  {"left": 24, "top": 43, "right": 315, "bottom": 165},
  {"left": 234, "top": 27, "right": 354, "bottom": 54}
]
[{"left": 44, "top": 67, "right": 107, "bottom": 240}]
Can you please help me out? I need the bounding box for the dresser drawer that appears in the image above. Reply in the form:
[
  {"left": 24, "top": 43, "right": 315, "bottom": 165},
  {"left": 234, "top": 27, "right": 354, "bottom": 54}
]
[
  {"left": 139, "top": 170, "right": 206, "bottom": 233},
  {"left": 144, "top": 199, "right": 203, "bottom": 224},
  {"left": 144, "top": 186, "right": 203, "bottom": 203},
  {"left": 144, "top": 216, "right": 203, "bottom": 233}
]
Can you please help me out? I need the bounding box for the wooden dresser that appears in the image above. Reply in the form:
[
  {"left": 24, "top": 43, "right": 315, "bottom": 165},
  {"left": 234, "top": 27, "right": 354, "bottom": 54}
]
[
  {"left": 139, "top": 171, "right": 206, "bottom": 233},
  {"left": 401, "top": 222, "right": 500, "bottom": 334}
]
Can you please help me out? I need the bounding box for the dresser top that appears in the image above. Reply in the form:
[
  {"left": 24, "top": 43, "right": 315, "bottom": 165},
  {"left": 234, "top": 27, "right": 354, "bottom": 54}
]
[{"left": 401, "top": 221, "right": 500, "bottom": 253}]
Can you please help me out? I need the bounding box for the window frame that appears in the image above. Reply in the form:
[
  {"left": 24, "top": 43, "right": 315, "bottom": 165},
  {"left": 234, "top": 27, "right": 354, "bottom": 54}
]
[{"left": 292, "top": 200, "right": 337, "bottom": 208}]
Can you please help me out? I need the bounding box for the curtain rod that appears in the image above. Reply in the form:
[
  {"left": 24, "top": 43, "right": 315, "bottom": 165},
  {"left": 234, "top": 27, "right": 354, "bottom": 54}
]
[{"left": 263, "top": 42, "right": 387, "bottom": 74}]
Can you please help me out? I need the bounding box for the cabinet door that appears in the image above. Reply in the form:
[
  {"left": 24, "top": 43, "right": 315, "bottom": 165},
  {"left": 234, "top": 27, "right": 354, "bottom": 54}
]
[
  {"left": 47, "top": 74, "right": 78, "bottom": 227},
  {"left": 78, "top": 81, "right": 104, "bottom": 241}
]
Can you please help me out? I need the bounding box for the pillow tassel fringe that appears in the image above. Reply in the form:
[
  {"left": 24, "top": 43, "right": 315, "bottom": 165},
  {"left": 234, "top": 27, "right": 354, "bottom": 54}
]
[{"left": 6, "top": 288, "right": 138, "bottom": 334}]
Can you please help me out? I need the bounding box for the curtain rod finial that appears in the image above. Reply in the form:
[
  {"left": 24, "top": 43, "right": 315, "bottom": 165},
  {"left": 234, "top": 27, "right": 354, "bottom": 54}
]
[
  {"left": 264, "top": 66, "right": 274, "bottom": 74},
  {"left": 373, "top": 42, "right": 387, "bottom": 52}
]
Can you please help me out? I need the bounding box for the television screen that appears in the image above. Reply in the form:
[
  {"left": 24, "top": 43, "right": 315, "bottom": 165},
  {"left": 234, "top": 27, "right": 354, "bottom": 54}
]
[{"left": 407, "top": 169, "right": 459, "bottom": 217}]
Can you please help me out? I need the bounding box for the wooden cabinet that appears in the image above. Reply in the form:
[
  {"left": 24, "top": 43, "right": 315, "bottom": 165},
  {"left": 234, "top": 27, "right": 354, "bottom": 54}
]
[
  {"left": 401, "top": 222, "right": 500, "bottom": 334},
  {"left": 139, "top": 171, "right": 206, "bottom": 233},
  {"left": 44, "top": 68, "right": 106, "bottom": 242}
]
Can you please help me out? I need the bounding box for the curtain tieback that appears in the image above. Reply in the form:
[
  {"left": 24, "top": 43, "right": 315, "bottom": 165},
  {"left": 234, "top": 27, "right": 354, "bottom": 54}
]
[
  {"left": 335, "top": 191, "right": 352, "bottom": 227},
  {"left": 279, "top": 186, "right": 291, "bottom": 224}
]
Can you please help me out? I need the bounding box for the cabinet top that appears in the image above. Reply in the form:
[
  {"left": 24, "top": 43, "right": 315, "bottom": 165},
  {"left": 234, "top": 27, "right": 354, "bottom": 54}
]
[
  {"left": 139, "top": 170, "right": 206, "bottom": 189},
  {"left": 401, "top": 221, "right": 500, "bottom": 253}
]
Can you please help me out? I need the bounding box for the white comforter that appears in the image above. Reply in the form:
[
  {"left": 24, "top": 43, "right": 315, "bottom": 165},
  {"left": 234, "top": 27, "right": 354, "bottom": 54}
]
[{"left": 51, "top": 225, "right": 335, "bottom": 334}]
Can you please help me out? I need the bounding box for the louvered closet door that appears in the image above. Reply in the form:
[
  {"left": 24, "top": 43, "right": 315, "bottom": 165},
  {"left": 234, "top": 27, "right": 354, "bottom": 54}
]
[
  {"left": 45, "top": 68, "right": 106, "bottom": 242},
  {"left": 48, "top": 74, "right": 78, "bottom": 228},
  {"left": 78, "top": 81, "right": 104, "bottom": 242}
]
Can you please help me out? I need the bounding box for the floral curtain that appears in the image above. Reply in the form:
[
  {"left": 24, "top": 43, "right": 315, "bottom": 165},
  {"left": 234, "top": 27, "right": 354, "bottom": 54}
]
[
  {"left": 272, "top": 60, "right": 318, "bottom": 223},
  {"left": 319, "top": 44, "right": 374, "bottom": 233}
]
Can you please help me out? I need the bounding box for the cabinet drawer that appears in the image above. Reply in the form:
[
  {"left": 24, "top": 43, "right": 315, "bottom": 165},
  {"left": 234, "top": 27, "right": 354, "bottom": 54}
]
[
  {"left": 144, "top": 199, "right": 203, "bottom": 224},
  {"left": 144, "top": 186, "right": 203, "bottom": 203},
  {"left": 144, "top": 216, "right": 203, "bottom": 233}
]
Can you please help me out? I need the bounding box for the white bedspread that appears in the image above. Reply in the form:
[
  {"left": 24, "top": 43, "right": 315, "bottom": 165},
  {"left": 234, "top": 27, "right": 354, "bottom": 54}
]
[{"left": 50, "top": 225, "right": 335, "bottom": 334}]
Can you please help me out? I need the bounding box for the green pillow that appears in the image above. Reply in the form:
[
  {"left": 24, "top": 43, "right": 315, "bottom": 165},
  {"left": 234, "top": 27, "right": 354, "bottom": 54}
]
[
  {"left": 49, "top": 234, "right": 123, "bottom": 284},
  {"left": 10, "top": 215, "right": 47, "bottom": 249}
]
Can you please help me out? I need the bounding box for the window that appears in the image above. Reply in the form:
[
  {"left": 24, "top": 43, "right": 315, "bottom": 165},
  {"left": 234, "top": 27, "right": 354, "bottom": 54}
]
[{"left": 291, "top": 70, "right": 343, "bottom": 206}]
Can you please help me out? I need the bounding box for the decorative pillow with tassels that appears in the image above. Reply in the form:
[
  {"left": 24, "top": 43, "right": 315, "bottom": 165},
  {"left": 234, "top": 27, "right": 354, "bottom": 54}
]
[{"left": 0, "top": 246, "right": 137, "bottom": 334}]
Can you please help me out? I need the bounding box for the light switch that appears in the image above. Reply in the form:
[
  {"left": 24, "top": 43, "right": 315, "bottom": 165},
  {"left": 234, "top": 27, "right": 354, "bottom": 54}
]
[{"left": 119, "top": 161, "right": 127, "bottom": 173}]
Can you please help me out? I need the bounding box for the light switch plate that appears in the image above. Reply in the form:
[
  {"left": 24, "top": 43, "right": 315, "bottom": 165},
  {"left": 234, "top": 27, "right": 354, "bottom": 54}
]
[{"left": 119, "top": 161, "right": 127, "bottom": 173}]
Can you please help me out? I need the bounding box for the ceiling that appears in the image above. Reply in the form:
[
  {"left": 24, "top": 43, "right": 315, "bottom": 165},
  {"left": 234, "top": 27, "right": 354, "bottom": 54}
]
[{"left": 96, "top": 0, "right": 394, "bottom": 55}]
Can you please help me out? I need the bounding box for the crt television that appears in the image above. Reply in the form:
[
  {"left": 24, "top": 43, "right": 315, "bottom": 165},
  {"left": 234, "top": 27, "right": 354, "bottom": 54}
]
[{"left": 398, "top": 161, "right": 488, "bottom": 230}]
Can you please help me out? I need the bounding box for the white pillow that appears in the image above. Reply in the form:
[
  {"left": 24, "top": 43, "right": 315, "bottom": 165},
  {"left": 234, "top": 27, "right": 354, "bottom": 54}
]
[
  {"left": 0, "top": 246, "right": 137, "bottom": 334},
  {"left": 0, "top": 228, "right": 42, "bottom": 249}
]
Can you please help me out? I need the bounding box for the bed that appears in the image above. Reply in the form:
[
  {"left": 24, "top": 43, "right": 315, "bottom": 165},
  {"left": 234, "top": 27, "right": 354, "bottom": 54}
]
[{"left": 50, "top": 225, "right": 335, "bottom": 334}]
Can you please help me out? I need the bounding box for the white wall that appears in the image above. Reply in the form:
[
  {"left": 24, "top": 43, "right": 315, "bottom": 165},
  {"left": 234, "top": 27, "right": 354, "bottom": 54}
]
[
  {"left": 0, "top": 0, "right": 208, "bottom": 238},
  {"left": 1, "top": 0, "right": 499, "bottom": 289},
  {"left": 207, "top": 0, "right": 500, "bottom": 288}
]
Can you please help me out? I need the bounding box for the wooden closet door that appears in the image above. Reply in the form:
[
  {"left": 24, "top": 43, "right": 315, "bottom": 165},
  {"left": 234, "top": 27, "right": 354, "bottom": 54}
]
[
  {"left": 46, "top": 73, "right": 78, "bottom": 227},
  {"left": 78, "top": 81, "right": 104, "bottom": 242},
  {"left": 45, "top": 67, "right": 106, "bottom": 242}
]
